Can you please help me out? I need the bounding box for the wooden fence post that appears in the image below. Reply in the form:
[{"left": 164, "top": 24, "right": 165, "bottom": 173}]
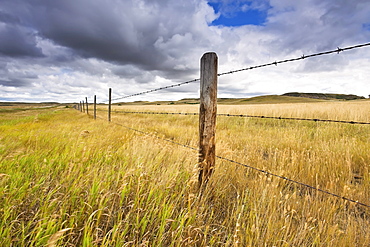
[
  {"left": 82, "top": 100, "right": 85, "bottom": 113},
  {"left": 198, "top": 52, "right": 218, "bottom": 188},
  {"left": 108, "top": 88, "right": 112, "bottom": 122},
  {"left": 79, "top": 101, "right": 82, "bottom": 112},
  {"left": 85, "top": 97, "right": 89, "bottom": 115},
  {"left": 94, "top": 95, "right": 97, "bottom": 120}
]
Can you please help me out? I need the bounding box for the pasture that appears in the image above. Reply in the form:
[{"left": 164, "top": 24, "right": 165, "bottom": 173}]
[{"left": 1, "top": 99, "right": 370, "bottom": 246}]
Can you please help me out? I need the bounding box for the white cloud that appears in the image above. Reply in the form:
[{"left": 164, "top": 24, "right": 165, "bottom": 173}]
[{"left": 0, "top": 0, "right": 369, "bottom": 102}]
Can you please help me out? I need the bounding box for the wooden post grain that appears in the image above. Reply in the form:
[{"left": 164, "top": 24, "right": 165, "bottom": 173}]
[
  {"left": 108, "top": 88, "right": 112, "bottom": 122},
  {"left": 94, "top": 95, "right": 97, "bottom": 120},
  {"left": 198, "top": 52, "right": 218, "bottom": 188},
  {"left": 85, "top": 97, "right": 89, "bottom": 115}
]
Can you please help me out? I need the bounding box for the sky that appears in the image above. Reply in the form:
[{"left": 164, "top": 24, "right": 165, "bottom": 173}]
[{"left": 1, "top": 0, "right": 370, "bottom": 103}]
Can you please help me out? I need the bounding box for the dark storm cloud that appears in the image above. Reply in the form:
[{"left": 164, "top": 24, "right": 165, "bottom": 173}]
[
  {"left": 0, "top": 10, "right": 20, "bottom": 24},
  {"left": 0, "top": 78, "right": 29, "bottom": 87},
  {"left": 0, "top": 25, "right": 44, "bottom": 57},
  {"left": 1, "top": 0, "right": 201, "bottom": 71},
  {"left": 0, "top": 9, "right": 44, "bottom": 58}
]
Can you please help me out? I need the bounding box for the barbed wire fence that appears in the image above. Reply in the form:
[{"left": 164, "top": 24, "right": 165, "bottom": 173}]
[
  {"left": 95, "top": 111, "right": 370, "bottom": 209},
  {"left": 96, "top": 110, "right": 370, "bottom": 125},
  {"left": 74, "top": 42, "right": 370, "bottom": 208}
]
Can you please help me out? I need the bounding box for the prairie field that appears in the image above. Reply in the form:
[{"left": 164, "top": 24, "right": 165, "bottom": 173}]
[{"left": 1, "top": 100, "right": 370, "bottom": 246}]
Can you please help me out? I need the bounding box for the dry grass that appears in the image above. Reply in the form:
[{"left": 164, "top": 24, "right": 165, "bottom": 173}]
[{"left": 1, "top": 100, "right": 370, "bottom": 246}]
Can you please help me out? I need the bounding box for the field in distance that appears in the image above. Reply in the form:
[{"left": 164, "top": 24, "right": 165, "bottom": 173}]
[
  {"left": 115, "top": 93, "right": 368, "bottom": 105},
  {"left": 1, "top": 100, "right": 370, "bottom": 246}
]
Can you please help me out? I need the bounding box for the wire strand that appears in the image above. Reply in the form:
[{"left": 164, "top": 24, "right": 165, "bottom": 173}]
[
  {"left": 107, "top": 78, "right": 199, "bottom": 102},
  {"left": 217, "top": 42, "right": 370, "bottom": 76},
  {"left": 100, "top": 110, "right": 370, "bottom": 125},
  {"left": 92, "top": 112, "right": 370, "bottom": 209}
]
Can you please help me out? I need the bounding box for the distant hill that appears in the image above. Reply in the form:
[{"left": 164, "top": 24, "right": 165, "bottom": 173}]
[
  {"left": 116, "top": 95, "right": 325, "bottom": 105},
  {"left": 115, "top": 93, "right": 367, "bottom": 105},
  {"left": 282, "top": 92, "right": 365, "bottom": 100}
]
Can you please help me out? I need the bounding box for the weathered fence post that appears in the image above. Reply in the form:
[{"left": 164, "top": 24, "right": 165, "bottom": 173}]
[
  {"left": 108, "top": 88, "right": 112, "bottom": 122},
  {"left": 94, "top": 95, "right": 97, "bottom": 120},
  {"left": 85, "top": 97, "right": 89, "bottom": 115},
  {"left": 82, "top": 100, "right": 85, "bottom": 113},
  {"left": 198, "top": 52, "right": 218, "bottom": 188},
  {"left": 79, "top": 101, "right": 82, "bottom": 112}
]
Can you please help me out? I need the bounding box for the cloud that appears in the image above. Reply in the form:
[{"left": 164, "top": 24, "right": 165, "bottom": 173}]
[
  {"left": 0, "top": 78, "right": 29, "bottom": 87},
  {"left": 6, "top": 0, "right": 216, "bottom": 72},
  {"left": 0, "top": 0, "right": 370, "bottom": 102},
  {"left": 0, "top": 10, "right": 21, "bottom": 25},
  {"left": 266, "top": 0, "right": 370, "bottom": 53},
  {"left": 0, "top": 10, "right": 44, "bottom": 58}
]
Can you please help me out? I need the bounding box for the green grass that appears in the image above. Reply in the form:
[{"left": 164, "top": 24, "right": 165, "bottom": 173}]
[{"left": 1, "top": 103, "right": 370, "bottom": 246}]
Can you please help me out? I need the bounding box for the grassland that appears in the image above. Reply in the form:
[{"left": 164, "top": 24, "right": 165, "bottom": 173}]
[
  {"left": 1, "top": 99, "right": 370, "bottom": 246},
  {"left": 114, "top": 95, "right": 327, "bottom": 105}
]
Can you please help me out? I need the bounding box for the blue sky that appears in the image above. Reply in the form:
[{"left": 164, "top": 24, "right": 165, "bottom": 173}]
[
  {"left": 0, "top": 0, "right": 370, "bottom": 102},
  {"left": 208, "top": 1, "right": 268, "bottom": 26}
]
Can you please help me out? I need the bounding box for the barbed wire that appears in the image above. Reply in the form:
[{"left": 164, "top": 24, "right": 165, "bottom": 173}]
[
  {"left": 216, "top": 155, "right": 370, "bottom": 208},
  {"left": 106, "top": 78, "right": 199, "bottom": 102},
  {"left": 218, "top": 42, "right": 370, "bottom": 76},
  {"left": 91, "top": 112, "right": 370, "bottom": 209},
  {"left": 217, "top": 113, "right": 370, "bottom": 125},
  {"left": 105, "top": 42, "right": 370, "bottom": 102},
  {"left": 100, "top": 110, "right": 370, "bottom": 125}
]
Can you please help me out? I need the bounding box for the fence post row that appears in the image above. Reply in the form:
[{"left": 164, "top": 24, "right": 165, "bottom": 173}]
[
  {"left": 198, "top": 52, "right": 218, "bottom": 188},
  {"left": 108, "top": 88, "right": 112, "bottom": 122},
  {"left": 85, "top": 97, "right": 89, "bottom": 115}
]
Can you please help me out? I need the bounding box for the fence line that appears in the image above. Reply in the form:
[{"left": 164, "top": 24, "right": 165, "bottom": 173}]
[
  {"left": 96, "top": 110, "right": 370, "bottom": 125},
  {"left": 105, "top": 42, "right": 370, "bottom": 102},
  {"left": 76, "top": 43, "right": 370, "bottom": 208},
  {"left": 92, "top": 112, "right": 370, "bottom": 209}
]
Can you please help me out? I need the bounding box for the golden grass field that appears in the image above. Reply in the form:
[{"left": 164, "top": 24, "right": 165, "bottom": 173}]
[{"left": 1, "top": 99, "right": 370, "bottom": 246}]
